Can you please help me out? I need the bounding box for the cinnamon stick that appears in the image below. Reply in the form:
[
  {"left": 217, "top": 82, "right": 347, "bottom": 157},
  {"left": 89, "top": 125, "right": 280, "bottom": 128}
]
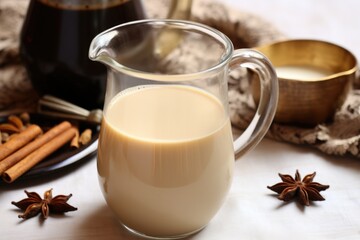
[
  {"left": 79, "top": 129, "right": 92, "bottom": 145},
  {"left": 70, "top": 127, "right": 80, "bottom": 148},
  {"left": 2, "top": 127, "right": 77, "bottom": 183},
  {"left": 0, "top": 125, "right": 42, "bottom": 162},
  {"left": 0, "top": 121, "right": 72, "bottom": 174}
]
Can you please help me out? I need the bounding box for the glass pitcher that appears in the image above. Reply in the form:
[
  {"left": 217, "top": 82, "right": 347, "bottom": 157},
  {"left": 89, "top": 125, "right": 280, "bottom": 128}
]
[
  {"left": 20, "top": 0, "right": 192, "bottom": 110},
  {"left": 90, "top": 19, "right": 278, "bottom": 239}
]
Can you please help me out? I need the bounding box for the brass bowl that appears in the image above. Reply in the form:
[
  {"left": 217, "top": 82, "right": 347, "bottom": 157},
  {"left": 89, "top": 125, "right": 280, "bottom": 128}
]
[{"left": 252, "top": 39, "right": 358, "bottom": 126}]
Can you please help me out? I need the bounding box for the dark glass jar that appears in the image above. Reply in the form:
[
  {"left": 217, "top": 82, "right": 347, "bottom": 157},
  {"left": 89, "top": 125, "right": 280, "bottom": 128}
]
[{"left": 20, "top": 0, "right": 145, "bottom": 109}]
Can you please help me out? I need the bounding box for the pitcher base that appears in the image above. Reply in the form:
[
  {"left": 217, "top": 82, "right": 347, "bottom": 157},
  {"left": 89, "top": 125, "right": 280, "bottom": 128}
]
[{"left": 121, "top": 222, "right": 206, "bottom": 240}]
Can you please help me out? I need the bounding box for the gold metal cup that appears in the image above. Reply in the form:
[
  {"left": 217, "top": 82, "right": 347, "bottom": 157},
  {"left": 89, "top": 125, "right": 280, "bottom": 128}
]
[{"left": 252, "top": 39, "right": 358, "bottom": 126}]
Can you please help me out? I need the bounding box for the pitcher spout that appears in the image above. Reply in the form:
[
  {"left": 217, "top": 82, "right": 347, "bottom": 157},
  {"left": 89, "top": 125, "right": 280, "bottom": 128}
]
[
  {"left": 89, "top": 22, "right": 160, "bottom": 74},
  {"left": 89, "top": 29, "right": 120, "bottom": 68}
]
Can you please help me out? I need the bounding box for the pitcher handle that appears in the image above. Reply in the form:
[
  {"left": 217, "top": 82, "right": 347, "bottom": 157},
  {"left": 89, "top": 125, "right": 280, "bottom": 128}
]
[{"left": 230, "top": 49, "right": 278, "bottom": 158}]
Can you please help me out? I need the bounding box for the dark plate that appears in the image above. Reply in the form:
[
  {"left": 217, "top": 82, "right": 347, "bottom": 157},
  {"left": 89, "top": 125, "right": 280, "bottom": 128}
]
[{"left": 0, "top": 113, "right": 100, "bottom": 181}]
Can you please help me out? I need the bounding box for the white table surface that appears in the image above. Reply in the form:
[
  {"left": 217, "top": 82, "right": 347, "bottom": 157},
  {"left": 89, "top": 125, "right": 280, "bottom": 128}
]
[{"left": 1, "top": 0, "right": 360, "bottom": 239}]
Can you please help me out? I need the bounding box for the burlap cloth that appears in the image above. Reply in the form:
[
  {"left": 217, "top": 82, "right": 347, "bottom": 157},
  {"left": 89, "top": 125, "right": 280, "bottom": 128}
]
[{"left": 1, "top": 0, "right": 360, "bottom": 158}]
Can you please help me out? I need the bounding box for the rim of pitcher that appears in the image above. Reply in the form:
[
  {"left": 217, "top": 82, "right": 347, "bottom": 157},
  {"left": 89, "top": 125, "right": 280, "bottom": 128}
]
[{"left": 89, "top": 19, "right": 234, "bottom": 81}]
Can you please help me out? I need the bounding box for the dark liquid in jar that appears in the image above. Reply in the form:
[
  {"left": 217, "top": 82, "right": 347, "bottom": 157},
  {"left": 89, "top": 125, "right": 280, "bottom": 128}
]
[{"left": 20, "top": 0, "right": 145, "bottom": 109}]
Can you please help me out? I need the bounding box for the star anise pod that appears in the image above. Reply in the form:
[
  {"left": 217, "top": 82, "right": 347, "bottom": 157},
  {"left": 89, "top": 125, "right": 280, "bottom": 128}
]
[
  {"left": 267, "top": 170, "right": 329, "bottom": 206},
  {"left": 11, "top": 188, "right": 78, "bottom": 219}
]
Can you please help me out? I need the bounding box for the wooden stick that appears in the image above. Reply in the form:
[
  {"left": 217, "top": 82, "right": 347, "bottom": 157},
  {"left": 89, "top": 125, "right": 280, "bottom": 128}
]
[
  {"left": 0, "top": 125, "right": 42, "bottom": 162},
  {"left": 0, "top": 121, "right": 72, "bottom": 174},
  {"left": 2, "top": 127, "right": 77, "bottom": 183}
]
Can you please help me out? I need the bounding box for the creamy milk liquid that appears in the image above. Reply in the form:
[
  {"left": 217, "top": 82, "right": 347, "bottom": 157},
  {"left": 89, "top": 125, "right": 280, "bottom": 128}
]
[
  {"left": 276, "top": 65, "right": 333, "bottom": 80},
  {"left": 97, "top": 85, "right": 234, "bottom": 237}
]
